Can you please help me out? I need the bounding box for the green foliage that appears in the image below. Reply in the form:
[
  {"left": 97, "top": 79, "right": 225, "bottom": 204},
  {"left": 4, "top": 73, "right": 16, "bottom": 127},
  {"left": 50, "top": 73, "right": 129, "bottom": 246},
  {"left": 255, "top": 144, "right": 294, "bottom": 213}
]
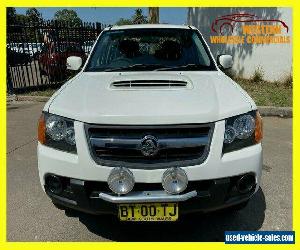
[
  {"left": 7, "top": 7, "right": 43, "bottom": 24},
  {"left": 26, "top": 8, "right": 43, "bottom": 23},
  {"left": 115, "top": 18, "right": 133, "bottom": 26},
  {"left": 251, "top": 66, "right": 264, "bottom": 83},
  {"left": 7, "top": 7, "right": 16, "bottom": 24},
  {"left": 54, "top": 9, "right": 82, "bottom": 27},
  {"left": 16, "top": 14, "right": 29, "bottom": 23},
  {"left": 235, "top": 78, "right": 292, "bottom": 107},
  {"left": 224, "top": 68, "right": 292, "bottom": 107},
  {"left": 115, "top": 8, "right": 148, "bottom": 26},
  {"left": 283, "top": 74, "right": 293, "bottom": 88},
  {"left": 132, "top": 8, "right": 148, "bottom": 24}
]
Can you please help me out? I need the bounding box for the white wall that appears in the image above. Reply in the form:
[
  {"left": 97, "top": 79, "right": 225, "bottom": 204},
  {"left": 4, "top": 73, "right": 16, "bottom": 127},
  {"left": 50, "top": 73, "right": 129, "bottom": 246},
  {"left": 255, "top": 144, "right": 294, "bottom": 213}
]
[{"left": 187, "top": 7, "right": 292, "bottom": 81}]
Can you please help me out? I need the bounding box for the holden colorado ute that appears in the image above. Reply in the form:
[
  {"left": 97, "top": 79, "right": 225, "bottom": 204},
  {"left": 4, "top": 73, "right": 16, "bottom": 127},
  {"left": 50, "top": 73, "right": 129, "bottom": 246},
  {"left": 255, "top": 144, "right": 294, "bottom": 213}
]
[{"left": 37, "top": 24, "right": 263, "bottom": 222}]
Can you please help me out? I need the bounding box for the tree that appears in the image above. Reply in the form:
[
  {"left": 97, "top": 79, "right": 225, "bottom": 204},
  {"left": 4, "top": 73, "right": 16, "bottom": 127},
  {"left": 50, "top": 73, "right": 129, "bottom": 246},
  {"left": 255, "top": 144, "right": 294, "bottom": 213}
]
[
  {"left": 116, "top": 9, "right": 148, "bottom": 26},
  {"left": 115, "top": 8, "right": 148, "bottom": 26},
  {"left": 115, "top": 18, "right": 132, "bottom": 26},
  {"left": 26, "top": 8, "right": 43, "bottom": 23},
  {"left": 54, "top": 9, "right": 82, "bottom": 26},
  {"left": 132, "top": 8, "right": 148, "bottom": 24},
  {"left": 7, "top": 7, "right": 16, "bottom": 24},
  {"left": 15, "top": 14, "right": 29, "bottom": 24}
]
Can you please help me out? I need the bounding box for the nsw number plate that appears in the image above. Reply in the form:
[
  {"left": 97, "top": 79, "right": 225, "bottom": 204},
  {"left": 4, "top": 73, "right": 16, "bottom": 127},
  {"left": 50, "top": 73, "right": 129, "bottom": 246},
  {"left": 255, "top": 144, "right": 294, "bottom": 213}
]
[{"left": 118, "top": 203, "right": 178, "bottom": 221}]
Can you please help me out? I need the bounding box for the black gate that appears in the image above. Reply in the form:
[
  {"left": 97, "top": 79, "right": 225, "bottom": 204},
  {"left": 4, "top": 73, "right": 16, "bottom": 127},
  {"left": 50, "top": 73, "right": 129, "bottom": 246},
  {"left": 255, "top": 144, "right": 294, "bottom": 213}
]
[{"left": 7, "top": 20, "right": 107, "bottom": 93}]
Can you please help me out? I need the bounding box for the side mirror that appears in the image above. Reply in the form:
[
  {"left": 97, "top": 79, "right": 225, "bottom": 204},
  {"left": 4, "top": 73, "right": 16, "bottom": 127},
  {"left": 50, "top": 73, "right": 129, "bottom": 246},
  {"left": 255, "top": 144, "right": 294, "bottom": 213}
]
[
  {"left": 66, "top": 56, "right": 82, "bottom": 71},
  {"left": 217, "top": 54, "right": 233, "bottom": 70}
]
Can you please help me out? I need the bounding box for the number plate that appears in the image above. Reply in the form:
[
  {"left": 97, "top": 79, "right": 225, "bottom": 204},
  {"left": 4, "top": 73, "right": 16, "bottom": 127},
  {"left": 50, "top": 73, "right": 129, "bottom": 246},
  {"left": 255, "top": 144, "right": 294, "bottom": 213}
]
[{"left": 118, "top": 203, "right": 178, "bottom": 221}]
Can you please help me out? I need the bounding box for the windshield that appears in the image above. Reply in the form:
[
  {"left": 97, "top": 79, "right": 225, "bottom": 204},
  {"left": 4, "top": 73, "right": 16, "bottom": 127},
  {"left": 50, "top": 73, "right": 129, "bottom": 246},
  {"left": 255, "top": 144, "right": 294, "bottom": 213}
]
[{"left": 85, "top": 28, "right": 216, "bottom": 72}]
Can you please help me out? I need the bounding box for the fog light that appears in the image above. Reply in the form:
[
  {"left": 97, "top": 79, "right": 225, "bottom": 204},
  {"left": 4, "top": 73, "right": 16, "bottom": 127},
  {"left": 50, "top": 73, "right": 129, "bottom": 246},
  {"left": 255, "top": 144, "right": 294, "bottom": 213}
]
[
  {"left": 107, "top": 167, "right": 135, "bottom": 195},
  {"left": 237, "top": 174, "right": 256, "bottom": 194},
  {"left": 45, "top": 175, "right": 63, "bottom": 195},
  {"left": 162, "top": 167, "right": 188, "bottom": 194}
]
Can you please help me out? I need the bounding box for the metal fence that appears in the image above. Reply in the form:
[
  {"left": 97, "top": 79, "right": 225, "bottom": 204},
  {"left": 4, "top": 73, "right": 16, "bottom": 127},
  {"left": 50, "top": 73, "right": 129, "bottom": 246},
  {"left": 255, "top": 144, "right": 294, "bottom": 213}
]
[{"left": 7, "top": 20, "right": 107, "bottom": 93}]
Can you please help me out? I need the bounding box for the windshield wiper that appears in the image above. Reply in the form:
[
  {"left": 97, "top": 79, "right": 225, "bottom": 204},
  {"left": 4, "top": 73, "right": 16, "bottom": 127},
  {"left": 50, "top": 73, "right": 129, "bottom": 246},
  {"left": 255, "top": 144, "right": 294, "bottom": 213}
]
[
  {"left": 103, "top": 64, "right": 166, "bottom": 72},
  {"left": 155, "top": 64, "right": 210, "bottom": 71}
]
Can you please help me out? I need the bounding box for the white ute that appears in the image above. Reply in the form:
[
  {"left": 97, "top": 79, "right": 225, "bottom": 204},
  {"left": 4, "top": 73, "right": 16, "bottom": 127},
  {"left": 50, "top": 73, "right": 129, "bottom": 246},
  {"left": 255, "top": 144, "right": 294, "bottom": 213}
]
[{"left": 38, "top": 24, "right": 263, "bottom": 222}]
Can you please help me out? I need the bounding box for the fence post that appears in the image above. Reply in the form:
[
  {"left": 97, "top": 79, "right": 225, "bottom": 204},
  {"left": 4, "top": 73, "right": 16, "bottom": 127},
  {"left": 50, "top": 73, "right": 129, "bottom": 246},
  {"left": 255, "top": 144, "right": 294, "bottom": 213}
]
[{"left": 6, "top": 60, "right": 14, "bottom": 95}]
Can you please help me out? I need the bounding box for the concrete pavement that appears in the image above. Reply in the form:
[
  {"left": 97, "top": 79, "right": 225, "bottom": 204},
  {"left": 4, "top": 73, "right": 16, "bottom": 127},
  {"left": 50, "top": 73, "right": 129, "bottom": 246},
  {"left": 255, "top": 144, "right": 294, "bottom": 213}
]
[{"left": 7, "top": 101, "right": 292, "bottom": 241}]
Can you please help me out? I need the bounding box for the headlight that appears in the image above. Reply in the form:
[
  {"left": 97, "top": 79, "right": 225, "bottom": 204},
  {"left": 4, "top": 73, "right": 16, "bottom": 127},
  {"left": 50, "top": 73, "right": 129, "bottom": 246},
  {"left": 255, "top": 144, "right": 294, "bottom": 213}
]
[
  {"left": 233, "top": 114, "right": 255, "bottom": 139},
  {"left": 38, "top": 113, "right": 77, "bottom": 153},
  {"left": 46, "top": 115, "right": 67, "bottom": 141},
  {"left": 107, "top": 167, "right": 135, "bottom": 195},
  {"left": 223, "top": 110, "right": 262, "bottom": 153},
  {"left": 162, "top": 167, "right": 188, "bottom": 194}
]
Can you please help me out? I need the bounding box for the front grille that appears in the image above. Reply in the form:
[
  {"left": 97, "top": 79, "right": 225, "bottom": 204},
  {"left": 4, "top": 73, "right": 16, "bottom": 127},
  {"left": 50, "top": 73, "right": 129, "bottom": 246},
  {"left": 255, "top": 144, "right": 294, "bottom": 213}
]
[{"left": 85, "top": 124, "right": 214, "bottom": 169}]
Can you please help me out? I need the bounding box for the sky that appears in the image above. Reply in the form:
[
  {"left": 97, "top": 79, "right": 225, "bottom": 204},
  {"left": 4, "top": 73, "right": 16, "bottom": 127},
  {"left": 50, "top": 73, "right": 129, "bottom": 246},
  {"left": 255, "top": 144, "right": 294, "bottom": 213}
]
[{"left": 15, "top": 7, "right": 188, "bottom": 25}]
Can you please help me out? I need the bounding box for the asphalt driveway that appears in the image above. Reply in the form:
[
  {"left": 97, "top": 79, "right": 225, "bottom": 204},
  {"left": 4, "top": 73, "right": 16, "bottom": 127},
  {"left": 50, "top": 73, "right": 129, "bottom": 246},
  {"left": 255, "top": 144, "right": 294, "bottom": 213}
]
[{"left": 7, "top": 101, "right": 292, "bottom": 241}]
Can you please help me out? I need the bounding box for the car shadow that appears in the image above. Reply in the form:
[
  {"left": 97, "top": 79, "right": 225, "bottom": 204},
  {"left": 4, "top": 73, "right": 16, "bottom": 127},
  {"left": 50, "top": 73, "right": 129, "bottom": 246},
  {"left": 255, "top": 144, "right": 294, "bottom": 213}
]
[{"left": 63, "top": 187, "right": 266, "bottom": 242}]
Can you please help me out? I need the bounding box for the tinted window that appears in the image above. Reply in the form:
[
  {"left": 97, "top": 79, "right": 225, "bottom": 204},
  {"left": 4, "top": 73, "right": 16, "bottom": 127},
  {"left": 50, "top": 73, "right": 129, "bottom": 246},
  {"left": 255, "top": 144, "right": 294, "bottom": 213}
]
[{"left": 85, "top": 28, "right": 216, "bottom": 72}]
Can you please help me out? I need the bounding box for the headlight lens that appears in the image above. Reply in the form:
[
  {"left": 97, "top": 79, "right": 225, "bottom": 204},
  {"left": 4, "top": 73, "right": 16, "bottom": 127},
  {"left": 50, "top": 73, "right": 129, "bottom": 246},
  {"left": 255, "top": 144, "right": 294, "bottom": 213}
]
[
  {"left": 38, "top": 113, "right": 77, "bottom": 153},
  {"left": 46, "top": 115, "right": 67, "bottom": 141},
  {"left": 223, "top": 111, "right": 262, "bottom": 153},
  {"left": 233, "top": 114, "right": 255, "bottom": 139}
]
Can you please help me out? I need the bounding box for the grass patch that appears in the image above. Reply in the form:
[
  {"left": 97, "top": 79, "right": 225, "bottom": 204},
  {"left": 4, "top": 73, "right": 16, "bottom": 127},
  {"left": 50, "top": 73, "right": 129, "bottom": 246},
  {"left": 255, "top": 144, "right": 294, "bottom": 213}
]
[
  {"left": 235, "top": 78, "right": 292, "bottom": 107},
  {"left": 24, "top": 88, "right": 57, "bottom": 97}
]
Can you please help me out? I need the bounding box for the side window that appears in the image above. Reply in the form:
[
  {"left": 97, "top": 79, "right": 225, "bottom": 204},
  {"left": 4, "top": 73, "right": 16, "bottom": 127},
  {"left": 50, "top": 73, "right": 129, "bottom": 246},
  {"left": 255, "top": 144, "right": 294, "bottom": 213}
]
[{"left": 90, "top": 35, "right": 115, "bottom": 67}]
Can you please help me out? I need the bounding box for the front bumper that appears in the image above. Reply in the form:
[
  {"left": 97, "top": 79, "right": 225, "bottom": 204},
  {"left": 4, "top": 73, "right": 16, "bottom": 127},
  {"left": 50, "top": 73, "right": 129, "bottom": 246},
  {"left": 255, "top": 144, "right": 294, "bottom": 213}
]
[
  {"left": 38, "top": 119, "right": 263, "bottom": 215},
  {"left": 45, "top": 174, "right": 257, "bottom": 215}
]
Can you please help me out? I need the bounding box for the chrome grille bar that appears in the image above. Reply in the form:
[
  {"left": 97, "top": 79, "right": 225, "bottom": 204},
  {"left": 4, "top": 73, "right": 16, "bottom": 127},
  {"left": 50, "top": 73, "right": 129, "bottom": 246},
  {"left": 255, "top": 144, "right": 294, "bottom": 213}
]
[{"left": 90, "top": 136, "right": 209, "bottom": 150}]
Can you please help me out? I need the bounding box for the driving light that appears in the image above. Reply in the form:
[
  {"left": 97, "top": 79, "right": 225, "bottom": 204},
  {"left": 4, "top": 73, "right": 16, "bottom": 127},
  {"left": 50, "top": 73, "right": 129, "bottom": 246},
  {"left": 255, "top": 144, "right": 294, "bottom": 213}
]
[
  {"left": 46, "top": 115, "right": 67, "bottom": 141},
  {"left": 162, "top": 167, "right": 188, "bottom": 194},
  {"left": 233, "top": 114, "right": 255, "bottom": 139},
  {"left": 107, "top": 167, "right": 135, "bottom": 195}
]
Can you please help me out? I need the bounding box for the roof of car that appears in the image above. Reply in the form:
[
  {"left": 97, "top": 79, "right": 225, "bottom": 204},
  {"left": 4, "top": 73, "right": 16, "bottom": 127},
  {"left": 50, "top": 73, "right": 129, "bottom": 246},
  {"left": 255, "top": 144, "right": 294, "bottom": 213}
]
[{"left": 105, "top": 24, "right": 197, "bottom": 31}]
